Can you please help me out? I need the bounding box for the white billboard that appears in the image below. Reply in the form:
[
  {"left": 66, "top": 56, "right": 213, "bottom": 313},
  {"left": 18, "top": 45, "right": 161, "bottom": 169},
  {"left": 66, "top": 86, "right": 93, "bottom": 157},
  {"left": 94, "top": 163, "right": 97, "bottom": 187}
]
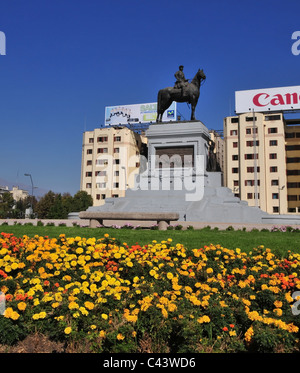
[
  {"left": 104, "top": 102, "right": 177, "bottom": 125},
  {"left": 235, "top": 85, "right": 300, "bottom": 114}
]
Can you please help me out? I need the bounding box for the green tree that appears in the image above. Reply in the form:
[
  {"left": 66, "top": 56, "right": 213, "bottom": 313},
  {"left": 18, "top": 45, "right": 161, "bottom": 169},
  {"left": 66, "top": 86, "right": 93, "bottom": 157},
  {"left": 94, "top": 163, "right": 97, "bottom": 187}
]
[
  {"left": 0, "top": 192, "right": 15, "bottom": 218},
  {"left": 71, "top": 191, "right": 93, "bottom": 212},
  {"left": 35, "top": 191, "right": 57, "bottom": 219}
]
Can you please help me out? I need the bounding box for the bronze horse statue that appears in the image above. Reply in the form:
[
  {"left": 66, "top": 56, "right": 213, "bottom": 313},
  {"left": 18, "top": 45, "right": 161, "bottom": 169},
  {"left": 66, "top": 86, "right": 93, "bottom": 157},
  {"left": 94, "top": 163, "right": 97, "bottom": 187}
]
[{"left": 156, "top": 69, "right": 206, "bottom": 122}]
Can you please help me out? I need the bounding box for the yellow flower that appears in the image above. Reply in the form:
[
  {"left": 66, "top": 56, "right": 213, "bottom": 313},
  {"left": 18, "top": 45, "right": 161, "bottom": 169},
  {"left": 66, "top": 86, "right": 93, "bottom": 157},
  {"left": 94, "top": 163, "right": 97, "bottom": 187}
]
[
  {"left": 68, "top": 301, "right": 79, "bottom": 310},
  {"left": 17, "top": 302, "right": 27, "bottom": 311},
  {"left": 167, "top": 272, "right": 174, "bottom": 280},
  {"left": 206, "top": 268, "right": 213, "bottom": 274},
  {"left": 99, "top": 330, "right": 106, "bottom": 338},
  {"left": 64, "top": 327, "right": 72, "bottom": 335},
  {"left": 84, "top": 301, "right": 95, "bottom": 310},
  {"left": 245, "top": 326, "right": 254, "bottom": 342},
  {"left": 197, "top": 315, "right": 211, "bottom": 324},
  {"left": 117, "top": 333, "right": 125, "bottom": 340},
  {"left": 274, "top": 300, "right": 282, "bottom": 308},
  {"left": 101, "top": 313, "right": 108, "bottom": 320}
]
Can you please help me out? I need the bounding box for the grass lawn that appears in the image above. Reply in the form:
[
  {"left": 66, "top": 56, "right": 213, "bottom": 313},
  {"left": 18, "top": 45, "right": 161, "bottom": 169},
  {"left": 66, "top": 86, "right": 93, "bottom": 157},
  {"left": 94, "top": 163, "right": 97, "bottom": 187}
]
[{"left": 1, "top": 224, "right": 299, "bottom": 256}]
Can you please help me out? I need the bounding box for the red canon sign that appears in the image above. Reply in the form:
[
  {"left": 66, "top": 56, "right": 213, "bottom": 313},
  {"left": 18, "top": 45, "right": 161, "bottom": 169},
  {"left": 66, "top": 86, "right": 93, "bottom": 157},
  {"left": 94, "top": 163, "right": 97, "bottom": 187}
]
[
  {"left": 253, "top": 92, "right": 300, "bottom": 107},
  {"left": 235, "top": 86, "right": 300, "bottom": 113}
]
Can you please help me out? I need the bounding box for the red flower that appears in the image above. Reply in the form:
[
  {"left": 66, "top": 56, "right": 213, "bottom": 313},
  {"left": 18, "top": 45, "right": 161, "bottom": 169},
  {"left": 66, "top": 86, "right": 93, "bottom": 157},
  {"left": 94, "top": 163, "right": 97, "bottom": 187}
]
[{"left": 222, "top": 327, "right": 228, "bottom": 332}]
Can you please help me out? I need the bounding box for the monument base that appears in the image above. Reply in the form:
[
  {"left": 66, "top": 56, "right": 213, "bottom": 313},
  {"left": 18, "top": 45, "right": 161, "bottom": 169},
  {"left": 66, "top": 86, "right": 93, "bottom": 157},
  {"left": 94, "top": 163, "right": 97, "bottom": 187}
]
[{"left": 83, "top": 121, "right": 300, "bottom": 226}]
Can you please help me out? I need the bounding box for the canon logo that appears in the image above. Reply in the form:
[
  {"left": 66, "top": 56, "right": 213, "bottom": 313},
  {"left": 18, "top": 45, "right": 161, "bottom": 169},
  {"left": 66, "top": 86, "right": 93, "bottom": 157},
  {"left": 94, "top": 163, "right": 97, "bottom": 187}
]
[{"left": 252, "top": 92, "right": 300, "bottom": 107}]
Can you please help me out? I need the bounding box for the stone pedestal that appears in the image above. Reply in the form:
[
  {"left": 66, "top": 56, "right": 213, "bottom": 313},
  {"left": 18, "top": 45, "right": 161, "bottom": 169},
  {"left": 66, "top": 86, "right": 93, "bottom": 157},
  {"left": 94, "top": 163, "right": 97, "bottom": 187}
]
[{"left": 86, "top": 121, "right": 277, "bottom": 224}]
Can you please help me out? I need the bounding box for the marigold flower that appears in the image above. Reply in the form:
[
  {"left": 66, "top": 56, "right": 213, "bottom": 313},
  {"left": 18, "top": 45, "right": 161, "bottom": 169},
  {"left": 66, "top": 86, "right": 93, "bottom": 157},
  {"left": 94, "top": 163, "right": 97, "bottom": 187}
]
[
  {"left": 17, "top": 302, "right": 26, "bottom": 311},
  {"left": 64, "top": 327, "right": 72, "bottom": 335},
  {"left": 117, "top": 333, "right": 125, "bottom": 340}
]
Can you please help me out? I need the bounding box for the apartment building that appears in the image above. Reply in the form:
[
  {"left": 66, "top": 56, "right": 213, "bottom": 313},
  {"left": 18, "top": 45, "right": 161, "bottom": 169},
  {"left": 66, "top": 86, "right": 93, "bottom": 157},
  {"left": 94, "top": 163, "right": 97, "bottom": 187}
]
[
  {"left": 81, "top": 126, "right": 147, "bottom": 206},
  {"left": 209, "top": 130, "right": 224, "bottom": 172},
  {"left": 224, "top": 112, "right": 300, "bottom": 214}
]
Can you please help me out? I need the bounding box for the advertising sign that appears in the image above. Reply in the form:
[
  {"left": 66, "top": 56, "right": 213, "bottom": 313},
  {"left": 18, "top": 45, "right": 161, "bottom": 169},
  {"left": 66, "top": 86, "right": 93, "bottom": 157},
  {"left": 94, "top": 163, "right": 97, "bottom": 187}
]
[
  {"left": 235, "top": 85, "right": 300, "bottom": 114},
  {"left": 105, "top": 102, "right": 177, "bottom": 125}
]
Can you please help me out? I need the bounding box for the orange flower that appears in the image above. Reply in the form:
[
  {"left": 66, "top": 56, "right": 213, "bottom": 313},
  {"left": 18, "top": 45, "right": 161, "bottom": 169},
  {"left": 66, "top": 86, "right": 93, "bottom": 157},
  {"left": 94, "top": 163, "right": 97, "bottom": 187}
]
[{"left": 222, "top": 327, "right": 228, "bottom": 332}]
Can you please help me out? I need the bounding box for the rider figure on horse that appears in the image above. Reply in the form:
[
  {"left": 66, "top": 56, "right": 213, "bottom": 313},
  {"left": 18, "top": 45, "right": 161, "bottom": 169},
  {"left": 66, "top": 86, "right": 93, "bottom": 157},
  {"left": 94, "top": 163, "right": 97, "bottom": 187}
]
[{"left": 174, "top": 65, "right": 189, "bottom": 97}]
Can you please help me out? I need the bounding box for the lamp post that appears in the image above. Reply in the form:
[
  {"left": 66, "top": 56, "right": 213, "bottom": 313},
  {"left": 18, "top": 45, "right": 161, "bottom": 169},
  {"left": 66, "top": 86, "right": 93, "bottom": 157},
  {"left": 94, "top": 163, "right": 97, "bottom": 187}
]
[{"left": 24, "top": 173, "right": 34, "bottom": 217}]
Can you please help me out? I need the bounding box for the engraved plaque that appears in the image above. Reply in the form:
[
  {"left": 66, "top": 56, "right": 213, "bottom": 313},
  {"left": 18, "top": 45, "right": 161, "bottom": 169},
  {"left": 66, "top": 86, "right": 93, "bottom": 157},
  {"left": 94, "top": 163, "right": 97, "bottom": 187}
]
[{"left": 155, "top": 146, "right": 194, "bottom": 168}]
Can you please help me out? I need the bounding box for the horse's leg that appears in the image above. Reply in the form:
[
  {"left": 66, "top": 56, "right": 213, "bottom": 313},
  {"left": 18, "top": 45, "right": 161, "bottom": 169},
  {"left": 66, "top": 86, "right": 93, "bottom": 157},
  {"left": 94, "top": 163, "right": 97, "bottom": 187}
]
[{"left": 190, "top": 97, "right": 198, "bottom": 120}]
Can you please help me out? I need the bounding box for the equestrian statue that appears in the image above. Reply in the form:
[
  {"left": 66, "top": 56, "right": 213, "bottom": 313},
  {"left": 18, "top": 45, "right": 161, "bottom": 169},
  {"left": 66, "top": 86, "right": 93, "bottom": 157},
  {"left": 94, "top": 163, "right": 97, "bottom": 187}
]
[{"left": 156, "top": 66, "right": 206, "bottom": 123}]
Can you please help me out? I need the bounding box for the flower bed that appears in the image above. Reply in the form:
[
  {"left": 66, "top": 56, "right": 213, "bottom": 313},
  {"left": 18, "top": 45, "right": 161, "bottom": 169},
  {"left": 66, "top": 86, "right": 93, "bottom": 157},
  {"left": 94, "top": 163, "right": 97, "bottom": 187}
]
[{"left": 0, "top": 232, "right": 300, "bottom": 352}]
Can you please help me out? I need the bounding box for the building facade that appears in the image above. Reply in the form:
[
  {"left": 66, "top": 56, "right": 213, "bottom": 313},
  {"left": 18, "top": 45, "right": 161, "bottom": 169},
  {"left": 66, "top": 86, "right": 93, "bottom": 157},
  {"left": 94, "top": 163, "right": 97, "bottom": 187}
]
[
  {"left": 80, "top": 126, "right": 147, "bottom": 206},
  {"left": 224, "top": 112, "right": 300, "bottom": 215}
]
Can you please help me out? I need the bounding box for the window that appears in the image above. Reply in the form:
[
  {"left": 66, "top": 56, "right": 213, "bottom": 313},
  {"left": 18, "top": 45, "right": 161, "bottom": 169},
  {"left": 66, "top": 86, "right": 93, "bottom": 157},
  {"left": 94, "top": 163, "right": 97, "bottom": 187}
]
[
  {"left": 246, "top": 128, "right": 251, "bottom": 134},
  {"left": 287, "top": 182, "right": 300, "bottom": 188},
  {"left": 286, "top": 145, "right": 300, "bottom": 151},
  {"left": 272, "top": 193, "right": 279, "bottom": 199},
  {"left": 287, "top": 157, "right": 300, "bottom": 163},
  {"left": 97, "top": 136, "right": 108, "bottom": 142},
  {"left": 247, "top": 167, "right": 260, "bottom": 173},
  {"left": 269, "top": 140, "right": 277, "bottom": 146},
  {"left": 246, "top": 140, "right": 259, "bottom": 147},
  {"left": 270, "top": 166, "right": 277, "bottom": 173},
  {"left": 114, "top": 159, "right": 120, "bottom": 165},
  {"left": 265, "top": 115, "right": 281, "bottom": 121},
  {"left": 269, "top": 153, "right": 277, "bottom": 159},
  {"left": 95, "top": 171, "right": 106, "bottom": 176},
  {"left": 87, "top": 149, "right": 93, "bottom": 154},
  {"left": 89, "top": 138, "right": 94, "bottom": 143},
  {"left": 96, "top": 194, "right": 100, "bottom": 200},
  {"left": 287, "top": 195, "right": 298, "bottom": 201},
  {"left": 233, "top": 142, "right": 238, "bottom": 148},
  {"left": 96, "top": 159, "right": 108, "bottom": 165},
  {"left": 233, "top": 180, "right": 239, "bottom": 186},
  {"left": 245, "top": 180, "right": 260, "bottom": 186},
  {"left": 246, "top": 116, "right": 257, "bottom": 121},
  {"left": 85, "top": 172, "right": 92, "bottom": 177},
  {"left": 273, "top": 206, "right": 279, "bottom": 213},
  {"left": 232, "top": 168, "right": 239, "bottom": 173},
  {"left": 114, "top": 136, "right": 121, "bottom": 142},
  {"left": 285, "top": 132, "right": 295, "bottom": 138},
  {"left": 247, "top": 193, "right": 253, "bottom": 199},
  {"left": 86, "top": 183, "right": 91, "bottom": 188},
  {"left": 113, "top": 183, "right": 119, "bottom": 188},
  {"left": 96, "top": 182, "right": 106, "bottom": 189},
  {"left": 232, "top": 155, "right": 238, "bottom": 161},
  {"left": 268, "top": 128, "right": 278, "bottom": 134},
  {"left": 87, "top": 160, "right": 92, "bottom": 166},
  {"left": 101, "top": 194, "right": 106, "bottom": 200},
  {"left": 97, "top": 148, "right": 108, "bottom": 153},
  {"left": 271, "top": 180, "right": 279, "bottom": 186},
  {"left": 112, "top": 194, "right": 119, "bottom": 198},
  {"left": 114, "top": 148, "right": 120, "bottom": 153},
  {"left": 231, "top": 117, "right": 239, "bottom": 123},
  {"left": 245, "top": 153, "right": 258, "bottom": 160},
  {"left": 230, "top": 130, "right": 238, "bottom": 136},
  {"left": 287, "top": 170, "right": 300, "bottom": 175}
]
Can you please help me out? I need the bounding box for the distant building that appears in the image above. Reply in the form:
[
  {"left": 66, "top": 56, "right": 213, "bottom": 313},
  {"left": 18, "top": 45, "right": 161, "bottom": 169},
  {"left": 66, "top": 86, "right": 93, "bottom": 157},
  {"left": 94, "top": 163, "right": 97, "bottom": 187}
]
[
  {"left": 0, "top": 185, "right": 9, "bottom": 197},
  {"left": 209, "top": 130, "right": 224, "bottom": 172},
  {"left": 10, "top": 186, "right": 29, "bottom": 201},
  {"left": 80, "top": 126, "right": 147, "bottom": 206},
  {"left": 224, "top": 112, "right": 300, "bottom": 214}
]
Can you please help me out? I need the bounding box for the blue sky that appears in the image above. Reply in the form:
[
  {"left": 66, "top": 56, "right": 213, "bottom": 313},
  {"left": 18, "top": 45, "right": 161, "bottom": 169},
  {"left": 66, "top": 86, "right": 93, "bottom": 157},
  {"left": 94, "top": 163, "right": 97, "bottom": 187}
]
[{"left": 0, "top": 0, "right": 300, "bottom": 196}]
